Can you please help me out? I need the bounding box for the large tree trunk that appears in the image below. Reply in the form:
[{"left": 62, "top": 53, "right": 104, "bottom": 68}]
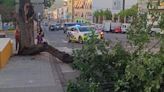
[
  {"left": 18, "top": 43, "right": 73, "bottom": 63},
  {"left": 18, "top": 0, "right": 34, "bottom": 53},
  {"left": 17, "top": 0, "right": 73, "bottom": 63}
]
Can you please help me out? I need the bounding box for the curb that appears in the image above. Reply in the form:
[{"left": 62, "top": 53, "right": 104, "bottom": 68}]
[
  {"left": 0, "top": 38, "right": 13, "bottom": 69},
  {"left": 49, "top": 54, "right": 66, "bottom": 92}
]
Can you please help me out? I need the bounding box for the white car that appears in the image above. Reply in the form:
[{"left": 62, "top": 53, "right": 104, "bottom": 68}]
[
  {"left": 121, "top": 23, "right": 131, "bottom": 33},
  {"left": 150, "top": 25, "right": 164, "bottom": 36},
  {"left": 67, "top": 26, "right": 104, "bottom": 43}
]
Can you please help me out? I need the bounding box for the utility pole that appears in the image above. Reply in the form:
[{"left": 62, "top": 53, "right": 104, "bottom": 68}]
[
  {"left": 72, "top": 0, "right": 74, "bottom": 22},
  {"left": 123, "top": 0, "right": 126, "bottom": 23},
  {"left": 123, "top": 0, "right": 125, "bottom": 10}
]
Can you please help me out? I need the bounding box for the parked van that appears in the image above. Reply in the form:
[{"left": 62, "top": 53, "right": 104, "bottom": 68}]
[
  {"left": 103, "top": 21, "right": 121, "bottom": 33},
  {"left": 121, "top": 23, "right": 131, "bottom": 33},
  {"left": 103, "top": 20, "right": 111, "bottom": 32}
]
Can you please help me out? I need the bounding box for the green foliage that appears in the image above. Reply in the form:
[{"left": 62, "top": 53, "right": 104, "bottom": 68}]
[
  {"left": 44, "top": 0, "right": 54, "bottom": 8},
  {"left": 67, "top": 4, "right": 164, "bottom": 92},
  {"left": 67, "top": 15, "right": 164, "bottom": 92},
  {"left": 0, "top": 0, "right": 15, "bottom": 7},
  {"left": 93, "top": 9, "right": 112, "bottom": 20},
  {"left": 117, "top": 5, "right": 138, "bottom": 18},
  {"left": 0, "top": 0, "right": 15, "bottom": 22},
  {"left": 159, "top": 14, "right": 164, "bottom": 30},
  {"left": 104, "top": 9, "right": 112, "bottom": 20}
]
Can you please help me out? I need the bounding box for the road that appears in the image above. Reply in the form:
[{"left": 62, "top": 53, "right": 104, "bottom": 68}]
[{"left": 42, "top": 25, "right": 128, "bottom": 54}]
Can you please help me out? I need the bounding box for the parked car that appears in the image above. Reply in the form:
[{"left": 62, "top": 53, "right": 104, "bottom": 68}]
[
  {"left": 49, "top": 23, "right": 62, "bottom": 31},
  {"left": 150, "top": 25, "right": 164, "bottom": 36},
  {"left": 67, "top": 25, "right": 104, "bottom": 43},
  {"left": 114, "top": 26, "right": 122, "bottom": 33},
  {"left": 111, "top": 22, "right": 122, "bottom": 32},
  {"left": 121, "top": 23, "right": 131, "bottom": 33},
  {"left": 63, "top": 23, "right": 84, "bottom": 33}
]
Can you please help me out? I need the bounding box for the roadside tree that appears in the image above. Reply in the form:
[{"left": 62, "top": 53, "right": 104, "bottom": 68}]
[{"left": 67, "top": 1, "right": 164, "bottom": 92}]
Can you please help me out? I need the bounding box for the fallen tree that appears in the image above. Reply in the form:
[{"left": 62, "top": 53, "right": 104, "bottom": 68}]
[{"left": 18, "top": 43, "right": 73, "bottom": 63}]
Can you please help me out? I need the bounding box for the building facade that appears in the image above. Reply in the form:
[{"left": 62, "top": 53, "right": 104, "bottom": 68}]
[
  {"left": 73, "top": 0, "right": 92, "bottom": 23},
  {"left": 57, "top": 6, "right": 69, "bottom": 22},
  {"left": 65, "top": 0, "right": 138, "bottom": 23},
  {"left": 93, "top": 0, "right": 138, "bottom": 14}
]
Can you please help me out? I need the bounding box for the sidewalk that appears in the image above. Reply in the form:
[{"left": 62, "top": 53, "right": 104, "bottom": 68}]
[
  {"left": 1, "top": 32, "right": 80, "bottom": 92},
  {"left": 0, "top": 53, "right": 63, "bottom": 92}
]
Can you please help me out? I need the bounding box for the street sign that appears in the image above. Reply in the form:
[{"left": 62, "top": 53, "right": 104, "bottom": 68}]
[{"left": 0, "top": 15, "right": 2, "bottom": 31}]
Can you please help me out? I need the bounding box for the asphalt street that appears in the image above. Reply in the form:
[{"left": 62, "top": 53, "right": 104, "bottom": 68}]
[{"left": 42, "top": 25, "right": 128, "bottom": 54}]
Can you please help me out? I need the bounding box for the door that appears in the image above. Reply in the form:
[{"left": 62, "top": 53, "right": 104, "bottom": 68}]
[{"left": 72, "top": 27, "right": 79, "bottom": 41}]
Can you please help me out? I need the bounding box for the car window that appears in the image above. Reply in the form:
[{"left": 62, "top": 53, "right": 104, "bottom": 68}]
[
  {"left": 65, "top": 24, "right": 76, "bottom": 27},
  {"left": 78, "top": 27, "right": 91, "bottom": 32}
]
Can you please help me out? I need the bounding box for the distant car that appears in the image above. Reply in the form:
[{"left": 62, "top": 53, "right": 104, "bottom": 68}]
[
  {"left": 63, "top": 23, "right": 84, "bottom": 33},
  {"left": 67, "top": 25, "right": 104, "bottom": 43},
  {"left": 49, "top": 23, "right": 61, "bottom": 31},
  {"left": 121, "top": 23, "right": 131, "bottom": 33},
  {"left": 0, "top": 31, "right": 6, "bottom": 38},
  {"left": 111, "top": 22, "right": 122, "bottom": 32},
  {"left": 150, "top": 25, "right": 164, "bottom": 36},
  {"left": 45, "top": 22, "right": 48, "bottom": 26},
  {"left": 114, "top": 26, "right": 122, "bottom": 33}
]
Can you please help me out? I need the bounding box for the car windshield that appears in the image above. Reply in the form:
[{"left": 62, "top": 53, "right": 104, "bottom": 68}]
[
  {"left": 65, "top": 23, "right": 84, "bottom": 27},
  {"left": 65, "top": 24, "right": 76, "bottom": 27},
  {"left": 79, "top": 27, "right": 94, "bottom": 32},
  {"left": 56, "top": 23, "right": 61, "bottom": 26}
]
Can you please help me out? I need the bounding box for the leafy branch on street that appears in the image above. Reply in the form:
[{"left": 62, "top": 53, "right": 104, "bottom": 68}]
[{"left": 67, "top": 2, "right": 164, "bottom": 92}]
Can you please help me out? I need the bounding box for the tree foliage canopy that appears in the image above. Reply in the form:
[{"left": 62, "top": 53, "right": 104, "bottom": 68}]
[
  {"left": 93, "top": 9, "right": 112, "bottom": 20},
  {"left": 117, "top": 5, "right": 138, "bottom": 18},
  {"left": 0, "top": 0, "right": 15, "bottom": 22},
  {"left": 67, "top": 2, "right": 164, "bottom": 92}
]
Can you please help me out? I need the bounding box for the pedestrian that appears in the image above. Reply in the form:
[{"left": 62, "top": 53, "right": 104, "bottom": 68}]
[
  {"left": 36, "top": 32, "right": 43, "bottom": 44},
  {"left": 39, "top": 27, "right": 44, "bottom": 37},
  {"left": 15, "top": 25, "right": 20, "bottom": 51}
]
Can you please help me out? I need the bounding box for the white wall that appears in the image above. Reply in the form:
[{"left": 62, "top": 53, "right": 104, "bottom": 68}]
[{"left": 92, "top": 0, "right": 137, "bottom": 14}]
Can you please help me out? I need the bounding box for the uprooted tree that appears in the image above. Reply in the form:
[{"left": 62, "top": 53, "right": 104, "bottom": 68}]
[{"left": 17, "top": 0, "right": 73, "bottom": 63}]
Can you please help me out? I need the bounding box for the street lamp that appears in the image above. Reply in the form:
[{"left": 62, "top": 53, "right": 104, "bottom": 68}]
[{"left": 123, "top": 0, "right": 125, "bottom": 10}]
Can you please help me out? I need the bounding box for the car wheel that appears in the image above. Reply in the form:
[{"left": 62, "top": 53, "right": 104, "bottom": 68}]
[{"left": 78, "top": 37, "right": 83, "bottom": 44}]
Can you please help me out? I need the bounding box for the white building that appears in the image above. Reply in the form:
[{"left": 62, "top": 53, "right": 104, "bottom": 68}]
[
  {"left": 57, "top": 6, "right": 69, "bottom": 22},
  {"left": 92, "top": 0, "right": 138, "bottom": 14}
]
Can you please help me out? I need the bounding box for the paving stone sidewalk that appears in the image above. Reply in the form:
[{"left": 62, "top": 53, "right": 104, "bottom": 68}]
[{"left": 0, "top": 53, "right": 64, "bottom": 92}]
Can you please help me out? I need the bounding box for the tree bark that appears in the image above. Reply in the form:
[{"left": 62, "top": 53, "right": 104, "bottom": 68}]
[
  {"left": 18, "top": 0, "right": 34, "bottom": 53},
  {"left": 17, "top": 0, "right": 73, "bottom": 63},
  {"left": 18, "top": 43, "right": 73, "bottom": 63}
]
